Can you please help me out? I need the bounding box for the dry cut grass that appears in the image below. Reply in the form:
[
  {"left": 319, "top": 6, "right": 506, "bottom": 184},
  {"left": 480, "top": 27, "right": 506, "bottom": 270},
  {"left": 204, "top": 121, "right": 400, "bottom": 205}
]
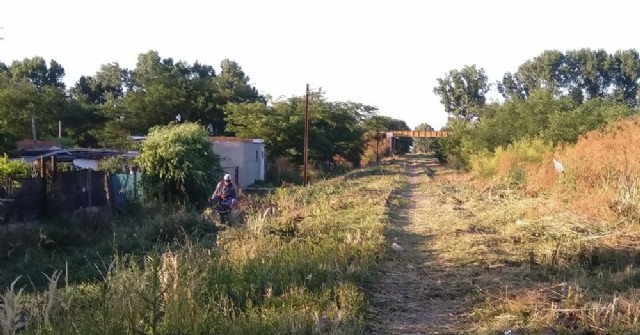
[{"left": 432, "top": 115, "right": 640, "bottom": 333}]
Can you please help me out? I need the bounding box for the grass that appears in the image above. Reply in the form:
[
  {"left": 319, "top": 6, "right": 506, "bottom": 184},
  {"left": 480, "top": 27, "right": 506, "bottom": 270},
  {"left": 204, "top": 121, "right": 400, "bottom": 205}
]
[
  {"left": 418, "top": 116, "right": 640, "bottom": 334},
  {"left": 0, "top": 202, "right": 218, "bottom": 291},
  {"left": 1, "top": 162, "right": 403, "bottom": 334}
]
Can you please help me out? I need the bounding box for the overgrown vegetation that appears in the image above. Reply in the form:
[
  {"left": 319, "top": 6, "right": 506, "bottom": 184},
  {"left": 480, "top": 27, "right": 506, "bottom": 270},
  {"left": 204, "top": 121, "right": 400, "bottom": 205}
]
[
  {"left": 403, "top": 47, "right": 640, "bottom": 333},
  {"left": 434, "top": 48, "right": 640, "bottom": 169},
  {"left": 0, "top": 53, "right": 405, "bottom": 183},
  {"left": 136, "top": 122, "right": 223, "bottom": 206},
  {"left": 1, "top": 162, "right": 402, "bottom": 334},
  {"left": 425, "top": 116, "right": 640, "bottom": 333},
  {"left": 0, "top": 154, "right": 30, "bottom": 179}
]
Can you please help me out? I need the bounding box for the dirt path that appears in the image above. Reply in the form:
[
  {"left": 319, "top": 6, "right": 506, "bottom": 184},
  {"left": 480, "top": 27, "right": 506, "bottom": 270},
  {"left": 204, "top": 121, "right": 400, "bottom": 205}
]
[{"left": 368, "top": 157, "right": 473, "bottom": 335}]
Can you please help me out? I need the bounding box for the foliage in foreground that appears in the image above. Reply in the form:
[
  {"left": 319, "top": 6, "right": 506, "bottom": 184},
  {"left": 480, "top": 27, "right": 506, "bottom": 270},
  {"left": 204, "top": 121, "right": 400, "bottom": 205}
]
[{"left": 1, "top": 163, "right": 402, "bottom": 334}]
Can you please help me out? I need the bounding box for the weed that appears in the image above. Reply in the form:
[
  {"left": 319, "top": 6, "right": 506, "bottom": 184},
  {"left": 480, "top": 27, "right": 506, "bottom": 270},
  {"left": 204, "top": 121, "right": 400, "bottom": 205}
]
[{"left": 3, "top": 162, "right": 402, "bottom": 334}]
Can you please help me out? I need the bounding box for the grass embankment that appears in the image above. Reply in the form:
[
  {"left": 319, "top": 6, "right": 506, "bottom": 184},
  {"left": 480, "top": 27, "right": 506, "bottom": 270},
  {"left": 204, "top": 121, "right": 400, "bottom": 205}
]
[
  {"left": 1, "top": 163, "right": 403, "bottom": 334},
  {"left": 447, "top": 116, "right": 640, "bottom": 334}
]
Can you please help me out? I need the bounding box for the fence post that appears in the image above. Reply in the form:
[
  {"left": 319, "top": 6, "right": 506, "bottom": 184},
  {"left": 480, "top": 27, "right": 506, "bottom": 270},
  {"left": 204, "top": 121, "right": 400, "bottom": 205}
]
[
  {"left": 87, "top": 170, "right": 92, "bottom": 208},
  {"left": 105, "top": 173, "right": 111, "bottom": 209},
  {"left": 50, "top": 156, "right": 57, "bottom": 183},
  {"left": 40, "top": 157, "right": 47, "bottom": 211},
  {"left": 133, "top": 170, "right": 138, "bottom": 199}
]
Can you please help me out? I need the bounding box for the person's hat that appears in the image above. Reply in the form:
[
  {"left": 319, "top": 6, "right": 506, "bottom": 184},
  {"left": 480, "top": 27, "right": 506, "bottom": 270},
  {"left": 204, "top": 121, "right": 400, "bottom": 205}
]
[{"left": 224, "top": 174, "right": 231, "bottom": 181}]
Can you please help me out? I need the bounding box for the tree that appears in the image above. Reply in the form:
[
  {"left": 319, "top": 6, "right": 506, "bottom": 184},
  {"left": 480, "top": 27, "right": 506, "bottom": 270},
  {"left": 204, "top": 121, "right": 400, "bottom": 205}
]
[
  {"left": 136, "top": 122, "right": 223, "bottom": 206},
  {"left": 518, "top": 50, "right": 568, "bottom": 95},
  {"left": 0, "top": 57, "right": 69, "bottom": 143},
  {"left": 0, "top": 120, "right": 17, "bottom": 153},
  {"left": 412, "top": 123, "right": 434, "bottom": 153},
  {"left": 0, "top": 76, "right": 39, "bottom": 140},
  {"left": 541, "top": 98, "right": 633, "bottom": 144},
  {"left": 565, "top": 48, "right": 612, "bottom": 100},
  {"left": 611, "top": 49, "right": 640, "bottom": 107},
  {"left": 433, "top": 65, "right": 489, "bottom": 121},
  {"left": 499, "top": 48, "right": 640, "bottom": 107},
  {"left": 214, "top": 59, "right": 262, "bottom": 104},
  {"left": 213, "top": 59, "right": 264, "bottom": 135},
  {"left": 8, "top": 56, "right": 65, "bottom": 90},
  {"left": 226, "top": 94, "right": 380, "bottom": 167}
]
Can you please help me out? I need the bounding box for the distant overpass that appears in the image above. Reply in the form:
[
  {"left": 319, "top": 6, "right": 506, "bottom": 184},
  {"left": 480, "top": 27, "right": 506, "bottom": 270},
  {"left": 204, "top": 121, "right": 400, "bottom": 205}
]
[
  {"left": 386, "top": 130, "right": 448, "bottom": 138},
  {"left": 373, "top": 130, "right": 449, "bottom": 162}
]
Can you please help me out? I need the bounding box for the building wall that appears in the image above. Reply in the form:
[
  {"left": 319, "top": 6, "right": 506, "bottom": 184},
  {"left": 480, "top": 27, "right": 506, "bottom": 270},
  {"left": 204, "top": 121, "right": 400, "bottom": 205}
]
[{"left": 210, "top": 139, "right": 265, "bottom": 188}]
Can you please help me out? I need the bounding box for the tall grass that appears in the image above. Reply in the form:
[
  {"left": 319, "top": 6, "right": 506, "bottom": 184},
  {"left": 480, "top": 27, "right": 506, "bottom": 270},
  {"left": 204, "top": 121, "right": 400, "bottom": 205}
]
[
  {"left": 470, "top": 116, "right": 640, "bottom": 221},
  {"left": 550, "top": 116, "right": 640, "bottom": 221},
  {"left": 457, "top": 115, "right": 640, "bottom": 333},
  {"left": 1, "top": 164, "right": 401, "bottom": 334},
  {"left": 470, "top": 137, "right": 553, "bottom": 188}
]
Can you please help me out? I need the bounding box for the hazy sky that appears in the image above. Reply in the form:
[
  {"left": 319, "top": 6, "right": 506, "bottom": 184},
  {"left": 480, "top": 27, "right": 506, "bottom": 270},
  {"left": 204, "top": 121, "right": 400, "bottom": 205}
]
[{"left": 2, "top": 0, "right": 639, "bottom": 130}]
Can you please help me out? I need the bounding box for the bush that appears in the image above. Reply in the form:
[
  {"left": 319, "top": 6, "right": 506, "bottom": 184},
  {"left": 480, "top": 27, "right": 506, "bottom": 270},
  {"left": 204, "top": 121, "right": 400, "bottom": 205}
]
[
  {"left": 470, "top": 137, "right": 553, "bottom": 187},
  {"left": 97, "top": 156, "right": 132, "bottom": 174},
  {"left": 0, "top": 154, "right": 31, "bottom": 179},
  {"left": 136, "top": 122, "right": 223, "bottom": 206}
]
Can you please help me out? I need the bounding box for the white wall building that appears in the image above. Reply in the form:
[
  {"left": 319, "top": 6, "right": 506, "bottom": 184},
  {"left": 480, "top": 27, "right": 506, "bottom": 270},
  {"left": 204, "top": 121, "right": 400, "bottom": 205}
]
[{"left": 209, "top": 137, "right": 266, "bottom": 188}]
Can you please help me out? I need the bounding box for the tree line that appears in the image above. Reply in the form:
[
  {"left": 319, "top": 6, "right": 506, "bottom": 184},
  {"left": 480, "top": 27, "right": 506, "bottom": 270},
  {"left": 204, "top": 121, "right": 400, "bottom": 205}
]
[
  {"left": 0, "top": 51, "right": 409, "bottom": 168},
  {"left": 433, "top": 48, "right": 640, "bottom": 167}
]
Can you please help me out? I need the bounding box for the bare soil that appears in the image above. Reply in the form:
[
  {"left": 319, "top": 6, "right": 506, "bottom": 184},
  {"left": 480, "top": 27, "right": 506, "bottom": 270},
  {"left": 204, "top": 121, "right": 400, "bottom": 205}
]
[{"left": 367, "top": 157, "right": 474, "bottom": 335}]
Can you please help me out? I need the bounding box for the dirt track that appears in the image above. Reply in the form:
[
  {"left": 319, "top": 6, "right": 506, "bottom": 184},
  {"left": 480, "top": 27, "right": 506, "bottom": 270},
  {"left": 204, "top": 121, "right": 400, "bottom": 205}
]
[{"left": 367, "top": 157, "right": 473, "bottom": 335}]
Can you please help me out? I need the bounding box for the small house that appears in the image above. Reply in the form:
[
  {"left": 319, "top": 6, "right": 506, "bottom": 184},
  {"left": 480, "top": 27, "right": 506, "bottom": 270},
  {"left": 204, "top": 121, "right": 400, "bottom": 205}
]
[{"left": 209, "top": 137, "right": 266, "bottom": 188}]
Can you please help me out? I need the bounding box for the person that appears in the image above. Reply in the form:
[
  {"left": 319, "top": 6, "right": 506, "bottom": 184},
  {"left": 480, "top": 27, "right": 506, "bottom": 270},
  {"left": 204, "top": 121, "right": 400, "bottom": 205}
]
[{"left": 210, "top": 173, "right": 237, "bottom": 225}]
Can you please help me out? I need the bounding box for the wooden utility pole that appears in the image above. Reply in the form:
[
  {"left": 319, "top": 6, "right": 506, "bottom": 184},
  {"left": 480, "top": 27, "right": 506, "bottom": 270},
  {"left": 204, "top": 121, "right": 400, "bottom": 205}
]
[
  {"left": 376, "top": 132, "right": 380, "bottom": 165},
  {"left": 303, "top": 84, "right": 310, "bottom": 186},
  {"left": 31, "top": 111, "right": 37, "bottom": 140}
]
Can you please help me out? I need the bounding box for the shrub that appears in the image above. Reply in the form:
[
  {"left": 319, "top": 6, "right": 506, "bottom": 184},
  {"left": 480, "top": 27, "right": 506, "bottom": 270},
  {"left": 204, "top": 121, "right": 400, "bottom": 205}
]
[
  {"left": 136, "top": 122, "right": 223, "bottom": 206},
  {"left": 471, "top": 137, "right": 553, "bottom": 188},
  {"left": 0, "top": 154, "right": 30, "bottom": 179},
  {"left": 360, "top": 135, "right": 390, "bottom": 166},
  {"left": 97, "top": 156, "right": 132, "bottom": 174}
]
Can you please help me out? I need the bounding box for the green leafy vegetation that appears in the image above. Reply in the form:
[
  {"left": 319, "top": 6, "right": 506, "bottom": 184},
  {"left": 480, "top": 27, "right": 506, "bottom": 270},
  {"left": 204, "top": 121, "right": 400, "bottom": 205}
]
[
  {"left": 1, "top": 162, "right": 403, "bottom": 334},
  {"left": 0, "top": 154, "right": 30, "bottom": 179},
  {"left": 136, "top": 122, "right": 223, "bottom": 206},
  {"left": 434, "top": 49, "right": 640, "bottom": 170},
  {"left": 0, "top": 52, "right": 406, "bottom": 184}
]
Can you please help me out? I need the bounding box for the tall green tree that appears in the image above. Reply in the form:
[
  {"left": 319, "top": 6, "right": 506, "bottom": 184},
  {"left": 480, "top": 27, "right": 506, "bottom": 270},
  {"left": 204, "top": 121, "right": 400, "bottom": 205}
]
[
  {"left": 8, "top": 56, "right": 65, "bottom": 90},
  {"left": 226, "top": 94, "right": 379, "bottom": 166},
  {"left": 213, "top": 59, "right": 263, "bottom": 134},
  {"left": 433, "top": 65, "right": 489, "bottom": 121},
  {"left": 611, "top": 49, "right": 640, "bottom": 107},
  {"left": 565, "top": 48, "right": 612, "bottom": 101},
  {"left": 0, "top": 57, "right": 69, "bottom": 144},
  {"left": 0, "top": 75, "right": 68, "bottom": 143}
]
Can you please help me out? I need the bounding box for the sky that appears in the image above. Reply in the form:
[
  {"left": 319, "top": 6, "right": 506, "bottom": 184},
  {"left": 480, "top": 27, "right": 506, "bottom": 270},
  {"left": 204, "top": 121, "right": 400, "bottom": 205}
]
[{"left": 2, "top": 0, "right": 640, "bottom": 130}]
